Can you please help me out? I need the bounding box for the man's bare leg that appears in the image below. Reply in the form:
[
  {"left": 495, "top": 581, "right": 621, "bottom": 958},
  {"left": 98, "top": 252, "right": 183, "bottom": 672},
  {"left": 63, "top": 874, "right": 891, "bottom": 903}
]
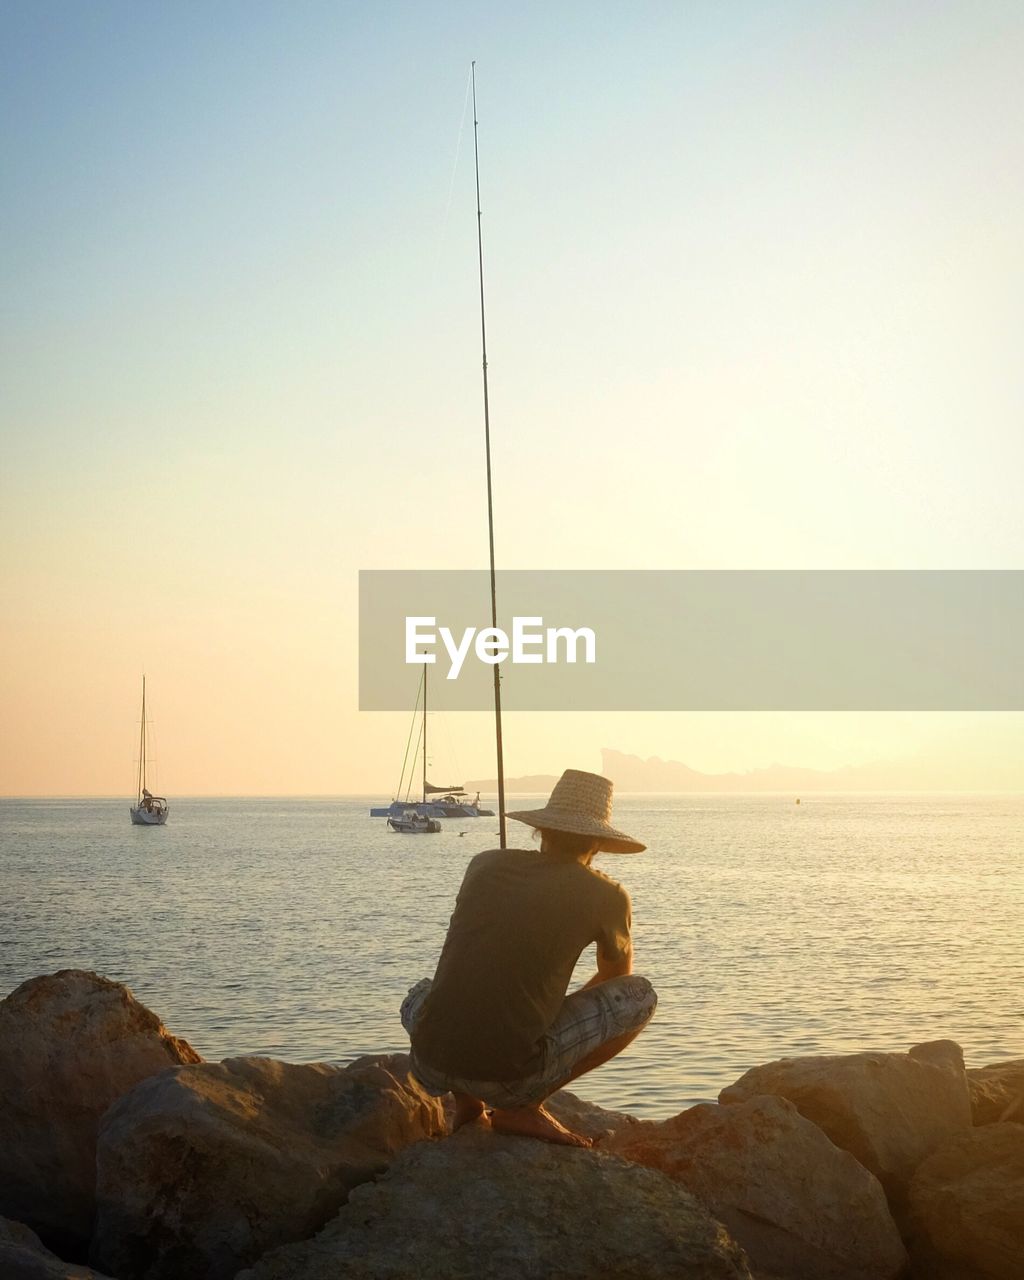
[{"left": 451, "top": 1091, "right": 488, "bottom": 1131}]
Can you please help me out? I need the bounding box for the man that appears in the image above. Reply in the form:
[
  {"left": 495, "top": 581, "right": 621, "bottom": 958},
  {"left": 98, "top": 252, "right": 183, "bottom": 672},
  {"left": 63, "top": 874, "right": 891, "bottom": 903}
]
[{"left": 401, "top": 769, "right": 657, "bottom": 1147}]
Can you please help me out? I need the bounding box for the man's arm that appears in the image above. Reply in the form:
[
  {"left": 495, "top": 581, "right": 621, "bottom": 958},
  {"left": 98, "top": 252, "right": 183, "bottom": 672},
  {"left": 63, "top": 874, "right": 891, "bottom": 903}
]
[
  {"left": 579, "top": 880, "right": 633, "bottom": 989},
  {"left": 579, "top": 939, "right": 633, "bottom": 990}
]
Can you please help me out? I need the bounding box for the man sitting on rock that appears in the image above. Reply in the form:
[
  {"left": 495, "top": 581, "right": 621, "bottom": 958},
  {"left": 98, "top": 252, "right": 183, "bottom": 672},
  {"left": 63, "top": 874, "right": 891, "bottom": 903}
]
[{"left": 401, "top": 769, "right": 657, "bottom": 1148}]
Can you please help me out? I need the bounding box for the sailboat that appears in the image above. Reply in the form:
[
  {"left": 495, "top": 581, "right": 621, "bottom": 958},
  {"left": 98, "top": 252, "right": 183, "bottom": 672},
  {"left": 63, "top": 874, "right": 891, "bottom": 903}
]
[
  {"left": 381, "top": 668, "right": 441, "bottom": 834},
  {"left": 370, "top": 666, "right": 492, "bottom": 822},
  {"left": 129, "top": 676, "right": 168, "bottom": 826}
]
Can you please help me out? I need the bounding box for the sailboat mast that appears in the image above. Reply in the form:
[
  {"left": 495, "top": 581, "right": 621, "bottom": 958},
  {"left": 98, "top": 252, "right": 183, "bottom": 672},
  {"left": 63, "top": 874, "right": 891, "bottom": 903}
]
[
  {"left": 137, "top": 675, "right": 146, "bottom": 803},
  {"left": 422, "top": 664, "right": 428, "bottom": 805},
  {"left": 471, "top": 62, "right": 507, "bottom": 850}
]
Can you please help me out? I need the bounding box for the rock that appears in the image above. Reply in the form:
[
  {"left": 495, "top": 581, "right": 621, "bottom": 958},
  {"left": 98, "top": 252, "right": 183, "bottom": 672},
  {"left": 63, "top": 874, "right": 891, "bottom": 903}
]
[
  {"left": 0, "top": 1216, "right": 115, "bottom": 1280},
  {"left": 719, "top": 1039, "right": 972, "bottom": 1211},
  {"left": 236, "top": 1125, "right": 754, "bottom": 1280},
  {"left": 602, "top": 1093, "right": 906, "bottom": 1280},
  {"left": 909, "top": 1039, "right": 966, "bottom": 1073},
  {"left": 91, "top": 1052, "right": 446, "bottom": 1280},
  {"left": 0, "top": 969, "right": 201, "bottom": 1250},
  {"left": 908, "top": 1122, "right": 1024, "bottom": 1279},
  {"left": 967, "top": 1059, "right": 1024, "bottom": 1125}
]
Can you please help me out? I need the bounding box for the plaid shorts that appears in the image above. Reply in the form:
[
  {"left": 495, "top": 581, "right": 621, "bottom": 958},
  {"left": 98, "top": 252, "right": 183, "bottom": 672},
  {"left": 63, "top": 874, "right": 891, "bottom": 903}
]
[{"left": 400, "top": 974, "right": 657, "bottom": 1109}]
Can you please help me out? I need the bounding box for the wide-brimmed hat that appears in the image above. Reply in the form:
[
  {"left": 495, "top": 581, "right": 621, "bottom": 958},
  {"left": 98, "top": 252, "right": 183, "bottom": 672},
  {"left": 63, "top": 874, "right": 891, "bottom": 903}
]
[{"left": 507, "top": 769, "right": 646, "bottom": 854}]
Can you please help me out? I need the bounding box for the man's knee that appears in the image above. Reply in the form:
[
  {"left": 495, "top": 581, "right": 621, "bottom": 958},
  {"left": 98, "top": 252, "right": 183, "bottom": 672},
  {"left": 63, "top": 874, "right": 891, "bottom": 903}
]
[
  {"left": 400, "top": 977, "right": 433, "bottom": 1034},
  {"left": 603, "top": 973, "right": 657, "bottom": 1030},
  {"left": 629, "top": 975, "right": 658, "bottom": 1024}
]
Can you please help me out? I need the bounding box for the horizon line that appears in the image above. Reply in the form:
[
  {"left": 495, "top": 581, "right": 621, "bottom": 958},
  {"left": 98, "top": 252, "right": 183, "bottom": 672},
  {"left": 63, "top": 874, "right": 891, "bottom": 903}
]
[{"left": 2, "top": 789, "right": 1023, "bottom": 801}]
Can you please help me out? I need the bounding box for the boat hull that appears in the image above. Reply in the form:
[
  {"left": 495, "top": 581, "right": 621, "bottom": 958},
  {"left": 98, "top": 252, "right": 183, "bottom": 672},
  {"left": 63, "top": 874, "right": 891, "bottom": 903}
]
[
  {"left": 130, "top": 806, "right": 168, "bottom": 826},
  {"left": 370, "top": 801, "right": 492, "bottom": 819},
  {"left": 387, "top": 815, "right": 441, "bottom": 834}
]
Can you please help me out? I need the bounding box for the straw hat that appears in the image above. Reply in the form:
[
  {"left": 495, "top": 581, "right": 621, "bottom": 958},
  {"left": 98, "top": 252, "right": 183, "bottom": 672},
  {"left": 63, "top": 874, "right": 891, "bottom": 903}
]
[{"left": 507, "top": 769, "right": 646, "bottom": 854}]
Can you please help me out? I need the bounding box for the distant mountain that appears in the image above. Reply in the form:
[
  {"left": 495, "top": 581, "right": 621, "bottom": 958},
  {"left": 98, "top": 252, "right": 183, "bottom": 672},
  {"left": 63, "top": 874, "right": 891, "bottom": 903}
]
[
  {"left": 464, "top": 773, "right": 560, "bottom": 793},
  {"left": 466, "top": 748, "right": 959, "bottom": 794},
  {"left": 597, "top": 749, "right": 897, "bottom": 792}
]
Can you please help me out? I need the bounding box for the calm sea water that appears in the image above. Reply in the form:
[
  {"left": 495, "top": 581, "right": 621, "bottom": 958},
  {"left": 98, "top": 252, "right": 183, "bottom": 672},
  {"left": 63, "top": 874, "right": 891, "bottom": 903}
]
[{"left": 0, "top": 794, "right": 1021, "bottom": 1119}]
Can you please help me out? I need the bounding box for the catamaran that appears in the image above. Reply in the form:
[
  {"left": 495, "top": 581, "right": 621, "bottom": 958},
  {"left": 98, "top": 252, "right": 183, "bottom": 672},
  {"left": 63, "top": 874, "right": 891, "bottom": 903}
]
[{"left": 130, "top": 676, "right": 168, "bottom": 826}]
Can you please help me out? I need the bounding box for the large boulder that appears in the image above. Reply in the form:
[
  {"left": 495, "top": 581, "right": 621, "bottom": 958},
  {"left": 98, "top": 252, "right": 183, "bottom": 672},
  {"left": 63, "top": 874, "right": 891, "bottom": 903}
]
[
  {"left": 91, "top": 1052, "right": 446, "bottom": 1280},
  {"left": 0, "top": 970, "right": 201, "bottom": 1250},
  {"left": 603, "top": 1093, "right": 906, "bottom": 1280},
  {"left": 719, "top": 1039, "right": 971, "bottom": 1211},
  {"left": 907, "top": 1122, "right": 1024, "bottom": 1279},
  {"left": 236, "top": 1125, "right": 754, "bottom": 1280},
  {"left": 967, "top": 1059, "right": 1024, "bottom": 1125},
  {"left": 0, "top": 1216, "right": 115, "bottom": 1280}
]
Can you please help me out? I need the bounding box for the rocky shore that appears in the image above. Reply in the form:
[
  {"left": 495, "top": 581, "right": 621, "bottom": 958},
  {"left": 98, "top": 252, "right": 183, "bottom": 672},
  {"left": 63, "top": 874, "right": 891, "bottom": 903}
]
[{"left": 1, "top": 971, "right": 1021, "bottom": 1279}]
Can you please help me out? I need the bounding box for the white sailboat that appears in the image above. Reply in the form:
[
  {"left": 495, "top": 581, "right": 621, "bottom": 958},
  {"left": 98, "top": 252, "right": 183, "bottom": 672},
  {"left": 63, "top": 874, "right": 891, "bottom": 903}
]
[
  {"left": 370, "top": 665, "right": 493, "bottom": 821},
  {"left": 130, "top": 676, "right": 168, "bottom": 826}
]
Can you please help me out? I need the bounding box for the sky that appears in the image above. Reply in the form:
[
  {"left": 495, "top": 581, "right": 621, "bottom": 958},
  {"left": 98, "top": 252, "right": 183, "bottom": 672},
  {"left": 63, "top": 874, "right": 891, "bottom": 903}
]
[{"left": 2, "top": 1, "right": 1022, "bottom": 795}]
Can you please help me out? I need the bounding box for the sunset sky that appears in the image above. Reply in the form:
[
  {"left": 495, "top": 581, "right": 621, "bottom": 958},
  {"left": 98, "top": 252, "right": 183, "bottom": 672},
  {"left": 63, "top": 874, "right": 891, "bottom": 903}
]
[{"left": 2, "top": 1, "right": 1022, "bottom": 796}]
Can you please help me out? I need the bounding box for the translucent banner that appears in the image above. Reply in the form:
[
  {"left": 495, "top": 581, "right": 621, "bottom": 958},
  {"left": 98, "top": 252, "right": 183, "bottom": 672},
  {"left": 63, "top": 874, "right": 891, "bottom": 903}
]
[{"left": 358, "top": 570, "right": 1024, "bottom": 711}]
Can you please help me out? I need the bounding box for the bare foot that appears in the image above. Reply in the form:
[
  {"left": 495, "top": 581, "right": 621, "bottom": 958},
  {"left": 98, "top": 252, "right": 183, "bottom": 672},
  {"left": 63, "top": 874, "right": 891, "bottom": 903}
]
[
  {"left": 451, "top": 1092, "right": 488, "bottom": 1132},
  {"left": 490, "top": 1104, "right": 592, "bottom": 1147}
]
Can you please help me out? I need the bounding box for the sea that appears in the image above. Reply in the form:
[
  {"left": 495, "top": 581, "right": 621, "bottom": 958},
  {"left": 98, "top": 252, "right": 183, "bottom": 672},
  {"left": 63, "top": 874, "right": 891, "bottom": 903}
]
[{"left": 0, "top": 793, "right": 1021, "bottom": 1119}]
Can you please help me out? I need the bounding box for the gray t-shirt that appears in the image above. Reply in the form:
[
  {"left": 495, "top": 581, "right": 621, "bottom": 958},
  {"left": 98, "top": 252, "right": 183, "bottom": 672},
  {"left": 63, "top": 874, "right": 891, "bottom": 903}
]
[{"left": 411, "top": 847, "right": 632, "bottom": 1081}]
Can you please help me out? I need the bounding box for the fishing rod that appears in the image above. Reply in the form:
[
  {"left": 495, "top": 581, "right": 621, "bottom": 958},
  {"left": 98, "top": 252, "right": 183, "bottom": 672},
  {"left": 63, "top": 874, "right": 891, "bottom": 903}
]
[{"left": 471, "top": 62, "right": 507, "bottom": 850}]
